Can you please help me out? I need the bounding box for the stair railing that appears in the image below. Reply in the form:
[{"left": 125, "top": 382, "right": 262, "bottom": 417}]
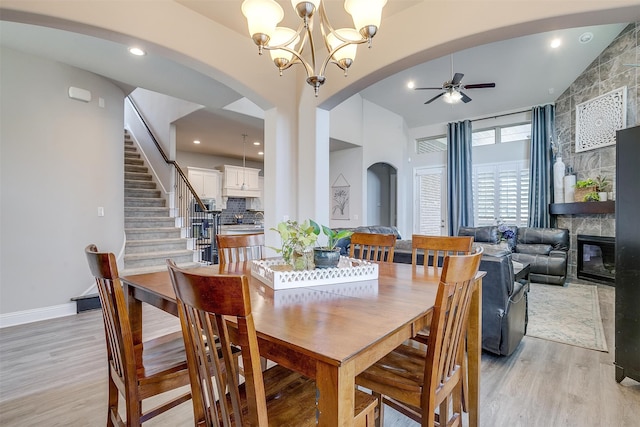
[{"left": 126, "top": 96, "right": 219, "bottom": 264}]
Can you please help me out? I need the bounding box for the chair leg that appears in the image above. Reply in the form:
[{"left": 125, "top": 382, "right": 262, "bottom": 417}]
[
  {"left": 260, "top": 356, "right": 268, "bottom": 371},
  {"left": 460, "top": 342, "right": 469, "bottom": 413},
  {"left": 107, "top": 374, "right": 119, "bottom": 427},
  {"left": 372, "top": 391, "right": 383, "bottom": 427}
]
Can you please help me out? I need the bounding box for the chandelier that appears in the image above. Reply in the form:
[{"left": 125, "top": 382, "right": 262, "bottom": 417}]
[{"left": 241, "top": 0, "right": 387, "bottom": 96}]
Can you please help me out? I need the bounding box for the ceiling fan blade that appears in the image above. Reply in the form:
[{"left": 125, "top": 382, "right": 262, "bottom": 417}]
[
  {"left": 414, "top": 87, "right": 444, "bottom": 90},
  {"left": 451, "top": 73, "right": 464, "bottom": 85},
  {"left": 425, "top": 92, "right": 445, "bottom": 104},
  {"left": 460, "top": 92, "right": 472, "bottom": 103},
  {"left": 463, "top": 83, "right": 496, "bottom": 89}
]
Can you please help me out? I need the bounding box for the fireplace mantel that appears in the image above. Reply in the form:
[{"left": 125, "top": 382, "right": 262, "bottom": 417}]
[{"left": 549, "top": 201, "right": 615, "bottom": 215}]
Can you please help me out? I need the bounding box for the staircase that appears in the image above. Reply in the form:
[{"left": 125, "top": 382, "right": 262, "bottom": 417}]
[{"left": 122, "top": 131, "right": 196, "bottom": 275}]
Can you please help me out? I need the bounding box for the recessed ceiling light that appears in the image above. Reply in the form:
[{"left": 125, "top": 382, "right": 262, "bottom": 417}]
[
  {"left": 579, "top": 32, "right": 594, "bottom": 44},
  {"left": 193, "top": 140, "right": 200, "bottom": 144},
  {"left": 253, "top": 141, "right": 261, "bottom": 146},
  {"left": 128, "top": 47, "right": 146, "bottom": 56},
  {"left": 258, "top": 151, "right": 264, "bottom": 156},
  {"left": 407, "top": 81, "right": 415, "bottom": 89},
  {"left": 550, "top": 38, "right": 562, "bottom": 49}
]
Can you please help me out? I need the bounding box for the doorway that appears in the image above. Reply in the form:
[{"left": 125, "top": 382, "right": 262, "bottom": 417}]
[{"left": 367, "top": 163, "right": 397, "bottom": 226}]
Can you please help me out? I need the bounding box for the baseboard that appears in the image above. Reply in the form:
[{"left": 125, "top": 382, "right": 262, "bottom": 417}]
[{"left": 0, "top": 303, "right": 77, "bottom": 329}]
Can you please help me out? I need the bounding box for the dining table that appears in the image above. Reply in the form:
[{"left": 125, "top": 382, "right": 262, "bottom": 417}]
[{"left": 122, "top": 261, "right": 484, "bottom": 427}]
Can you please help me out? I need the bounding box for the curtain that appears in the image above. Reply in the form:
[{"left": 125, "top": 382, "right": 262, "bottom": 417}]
[
  {"left": 447, "top": 120, "right": 474, "bottom": 236},
  {"left": 528, "top": 104, "right": 555, "bottom": 228}
]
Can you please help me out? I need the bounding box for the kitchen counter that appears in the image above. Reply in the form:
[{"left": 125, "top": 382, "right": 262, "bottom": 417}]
[{"left": 219, "top": 224, "right": 264, "bottom": 235}]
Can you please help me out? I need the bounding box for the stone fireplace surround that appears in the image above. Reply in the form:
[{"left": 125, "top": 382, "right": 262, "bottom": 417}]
[{"left": 551, "top": 23, "right": 638, "bottom": 283}]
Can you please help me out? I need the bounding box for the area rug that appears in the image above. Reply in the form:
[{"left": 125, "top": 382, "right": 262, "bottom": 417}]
[{"left": 527, "top": 282, "right": 608, "bottom": 352}]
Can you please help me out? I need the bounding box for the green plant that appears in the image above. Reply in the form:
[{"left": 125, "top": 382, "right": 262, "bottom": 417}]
[
  {"left": 270, "top": 220, "right": 318, "bottom": 264},
  {"left": 595, "top": 175, "right": 610, "bottom": 192},
  {"left": 575, "top": 178, "right": 596, "bottom": 188},
  {"left": 309, "top": 220, "right": 353, "bottom": 250},
  {"left": 584, "top": 192, "right": 600, "bottom": 202}
]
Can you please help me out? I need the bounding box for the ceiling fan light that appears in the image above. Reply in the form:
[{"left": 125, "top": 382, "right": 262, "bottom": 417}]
[
  {"left": 443, "top": 90, "right": 462, "bottom": 104},
  {"left": 344, "top": 0, "right": 387, "bottom": 37},
  {"left": 242, "top": 0, "right": 284, "bottom": 43},
  {"left": 269, "top": 27, "right": 300, "bottom": 65},
  {"left": 327, "top": 28, "right": 360, "bottom": 66}
]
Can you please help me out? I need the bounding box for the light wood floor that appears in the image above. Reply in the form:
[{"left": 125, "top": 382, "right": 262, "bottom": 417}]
[{"left": 1, "top": 285, "right": 638, "bottom": 426}]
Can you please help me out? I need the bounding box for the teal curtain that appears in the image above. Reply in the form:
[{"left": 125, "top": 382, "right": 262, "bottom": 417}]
[
  {"left": 447, "top": 120, "right": 474, "bottom": 235},
  {"left": 529, "top": 104, "right": 555, "bottom": 228}
]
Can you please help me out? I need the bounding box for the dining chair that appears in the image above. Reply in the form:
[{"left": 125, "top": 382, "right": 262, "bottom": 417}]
[
  {"left": 411, "top": 234, "right": 474, "bottom": 268},
  {"left": 216, "top": 233, "right": 265, "bottom": 264},
  {"left": 349, "top": 232, "right": 397, "bottom": 264},
  {"left": 84, "top": 245, "right": 191, "bottom": 427},
  {"left": 355, "top": 248, "right": 483, "bottom": 427},
  {"left": 166, "top": 260, "right": 378, "bottom": 426}
]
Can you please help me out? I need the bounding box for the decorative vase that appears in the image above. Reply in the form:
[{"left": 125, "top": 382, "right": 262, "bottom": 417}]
[
  {"left": 313, "top": 248, "right": 341, "bottom": 269},
  {"left": 564, "top": 174, "right": 576, "bottom": 203},
  {"left": 291, "top": 249, "right": 315, "bottom": 271},
  {"left": 553, "top": 157, "right": 565, "bottom": 203}
]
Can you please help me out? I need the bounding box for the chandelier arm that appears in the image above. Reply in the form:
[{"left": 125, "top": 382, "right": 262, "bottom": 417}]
[
  {"left": 319, "top": 38, "right": 367, "bottom": 75},
  {"left": 261, "top": 44, "right": 314, "bottom": 79}
]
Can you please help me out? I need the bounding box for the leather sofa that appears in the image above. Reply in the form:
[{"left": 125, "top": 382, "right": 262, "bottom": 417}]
[{"left": 458, "top": 225, "right": 569, "bottom": 285}]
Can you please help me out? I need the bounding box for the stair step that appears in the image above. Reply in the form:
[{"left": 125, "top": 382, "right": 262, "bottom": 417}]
[
  {"left": 125, "top": 227, "right": 182, "bottom": 240},
  {"left": 125, "top": 179, "right": 156, "bottom": 189},
  {"left": 125, "top": 197, "right": 166, "bottom": 208},
  {"left": 125, "top": 238, "right": 189, "bottom": 254},
  {"left": 120, "top": 261, "right": 201, "bottom": 276},
  {"left": 124, "top": 152, "right": 140, "bottom": 159},
  {"left": 125, "top": 207, "right": 170, "bottom": 217},
  {"left": 125, "top": 217, "right": 176, "bottom": 228},
  {"left": 125, "top": 188, "right": 162, "bottom": 198},
  {"left": 125, "top": 165, "right": 148, "bottom": 174},
  {"left": 124, "top": 249, "right": 194, "bottom": 269},
  {"left": 125, "top": 158, "right": 144, "bottom": 166},
  {"left": 125, "top": 172, "right": 152, "bottom": 181}
]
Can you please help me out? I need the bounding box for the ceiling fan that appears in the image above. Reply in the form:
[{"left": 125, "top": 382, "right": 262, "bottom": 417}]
[{"left": 414, "top": 72, "right": 496, "bottom": 104}]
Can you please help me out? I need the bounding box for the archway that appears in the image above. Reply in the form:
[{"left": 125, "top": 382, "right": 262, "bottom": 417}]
[{"left": 367, "top": 162, "right": 397, "bottom": 227}]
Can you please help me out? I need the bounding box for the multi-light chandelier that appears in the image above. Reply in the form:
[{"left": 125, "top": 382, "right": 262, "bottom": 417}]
[{"left": 241, "top": 0, "right": 387, "bottom": 96}]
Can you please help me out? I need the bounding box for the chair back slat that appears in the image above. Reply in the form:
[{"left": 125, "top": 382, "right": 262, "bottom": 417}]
[
  {"left": 167, "top": 261, "right": 269, "bottom": 426},
  {"left": 423, "top": 248, "right": 482, "bottom": 405},
  {"left": 349, "top": 232, "right": 397, "bottom": 264},
  {"left": 411, "top": 235, "right": 474, "bottom": 268},
  {"left": 85, "top": 245, "right": 137, "bottom": 394},
  {"left": 216, "top": 233, "right": 265, "bottom": 264}
]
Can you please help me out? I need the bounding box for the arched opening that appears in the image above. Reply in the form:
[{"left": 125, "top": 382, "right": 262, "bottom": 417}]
[{"left": 367, "top": 162, "right": 397, "bottom": 227}]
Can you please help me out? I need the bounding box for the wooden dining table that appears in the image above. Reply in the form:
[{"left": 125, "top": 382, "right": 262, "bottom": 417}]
[{"left": 122, "top": 261, "right": 483, "bottom": 427}]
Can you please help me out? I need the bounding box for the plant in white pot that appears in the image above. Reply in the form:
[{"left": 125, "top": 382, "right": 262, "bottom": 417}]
[
  {"left": 270, "top": 220, "right": 318, "bottom": 271},
  {"left": 310, "top": 220, "right": 353, "bottom": 269}
]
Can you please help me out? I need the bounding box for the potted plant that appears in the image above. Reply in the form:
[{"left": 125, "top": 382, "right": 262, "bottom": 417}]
[
  {"left": 310, "top": 220, "right": 353, "bottom": 269},
  {"left": 595, "top": 175, "right": 610, "bottom": 201},
  {"left": 270, "top": 220, "right": 318, "bottom": 271},
  {"left": 574, "top": 178, "right": 597, "bottom": 202}
]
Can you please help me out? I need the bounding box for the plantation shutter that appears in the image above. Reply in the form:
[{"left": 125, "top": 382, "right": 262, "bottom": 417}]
[
  {"left": 473, "top": 161, "right": 529, "bottom": 227},
  {"left": 416, "top": 168, "right": 444, "bottom": 235}
]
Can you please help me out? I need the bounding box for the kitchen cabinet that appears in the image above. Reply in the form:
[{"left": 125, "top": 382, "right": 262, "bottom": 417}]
[
  {"left": 221, "top": 165, "right": 261, "bottom": 197},
  {"left": 187, "top": 167, "right": 221, "bottom": 207}
]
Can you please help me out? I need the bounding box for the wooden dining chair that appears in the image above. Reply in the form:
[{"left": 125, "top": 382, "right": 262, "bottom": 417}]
[
  {"left": 216, "top": 233, "right": 264, "bottom": 264},
  {"left": 411, "top": 235, "right": 474, "bottom": 268},
  {"left": 166, "top": 260, "right": 378, "bottom": 426},
  {"left": 84, "top": 245, "right": 191, "bottom": 427},
  {"left": 349, "top": 232, "right": 397, "bottom": 264},
  {"left": 355, "top": 249, "right": 483, "bottom": 427}
]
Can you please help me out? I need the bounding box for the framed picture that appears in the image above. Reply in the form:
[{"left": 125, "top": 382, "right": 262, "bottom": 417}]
[
  {"left": 331, "top": 174, "right": 350, "bottom": 220},
  {"left": 575, "top": 86, "right": 626, "bottom": 152}
]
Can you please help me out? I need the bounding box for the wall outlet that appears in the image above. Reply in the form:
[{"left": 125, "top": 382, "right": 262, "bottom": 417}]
[{"left": 97, "top": 207, "right": 104, "bottom": 217}]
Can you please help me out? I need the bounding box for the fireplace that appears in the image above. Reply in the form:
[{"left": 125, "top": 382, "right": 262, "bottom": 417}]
[{"left": 577, "top": 235, "right": 615, "bottom": 285}]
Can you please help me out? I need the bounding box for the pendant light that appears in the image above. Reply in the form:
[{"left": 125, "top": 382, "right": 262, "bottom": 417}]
[{"left": 241, "top": 134, "right": 248, "bottom": 191}]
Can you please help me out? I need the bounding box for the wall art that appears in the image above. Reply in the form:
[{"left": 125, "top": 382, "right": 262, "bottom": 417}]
[
  {"left": 575, "top": 86, "right": 626, "bottom": 152},
  {"left": 331, "top": 173, "right": 350, "bottom": 220}
]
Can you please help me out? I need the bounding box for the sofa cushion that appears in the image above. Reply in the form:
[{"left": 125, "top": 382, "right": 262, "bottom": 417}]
[
  {"left": 472, "top": 242, "right": 511, "bottom": 257},
  {"left": 515, "top": 243, "right": 553, "bottom": 256},
  {"left": 516, "top": 227, "right": 569, "bottom": 251},
  {"left": 394, "top": 239, "right": 412, "bottom": 253},
  {"left": 459, "top": 226, "right": 499, "bottom": 244}
]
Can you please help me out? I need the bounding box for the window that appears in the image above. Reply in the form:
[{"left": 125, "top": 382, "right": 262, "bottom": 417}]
[
  {"left": 472, "top": 122, "right": 531, "bottom": 146},
  {"left": 416, "top": 136, "right": 447, "bottom": 154},
  {"left": 473, "top": 161, "right": 529, "bottom": 226}
]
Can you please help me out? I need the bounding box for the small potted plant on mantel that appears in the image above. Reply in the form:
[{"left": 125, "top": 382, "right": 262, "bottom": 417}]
[
  {"left": 310, "top": 220, "right": 354, "bottom": 269},
  {"left": 574, "top": 178, "right": 597, "bottom": 202},
  {"left": 595, "top": 175, "right": 610, "bottom": 201}
]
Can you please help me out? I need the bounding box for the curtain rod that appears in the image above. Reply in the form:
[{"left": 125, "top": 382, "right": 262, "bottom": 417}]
[{"left": 471, "top": 109, "right": 531, "bottom": 123}]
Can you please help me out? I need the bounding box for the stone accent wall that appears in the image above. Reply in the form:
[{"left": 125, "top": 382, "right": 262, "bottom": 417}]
[{"left": 554, "top": 23, "right": 639, "bottom": 282}]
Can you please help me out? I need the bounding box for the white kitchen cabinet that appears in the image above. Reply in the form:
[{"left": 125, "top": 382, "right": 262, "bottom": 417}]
[
  {"left": 221, "top": 165, "right": 261, "bottom": 197},
  {"left": 187, "top": 167, "right": 221, "bottom": 207},
  {"left": 246, "top": 176, "right": 264, "bottom": 211}
]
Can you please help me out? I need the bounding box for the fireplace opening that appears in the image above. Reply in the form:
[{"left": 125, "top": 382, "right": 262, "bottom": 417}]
[{"left": 577, "top": 234, "right": 615, "bottom": 285}]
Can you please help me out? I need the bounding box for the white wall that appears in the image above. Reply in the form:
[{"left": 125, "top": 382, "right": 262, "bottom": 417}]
[{"left": 0, "top": 47, "right": 125, "bottom": 324}]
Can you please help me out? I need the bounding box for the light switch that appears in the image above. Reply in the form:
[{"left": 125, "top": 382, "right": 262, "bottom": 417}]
[{"left": 97, "top": 207, "right": 105, "bottom": 217}]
